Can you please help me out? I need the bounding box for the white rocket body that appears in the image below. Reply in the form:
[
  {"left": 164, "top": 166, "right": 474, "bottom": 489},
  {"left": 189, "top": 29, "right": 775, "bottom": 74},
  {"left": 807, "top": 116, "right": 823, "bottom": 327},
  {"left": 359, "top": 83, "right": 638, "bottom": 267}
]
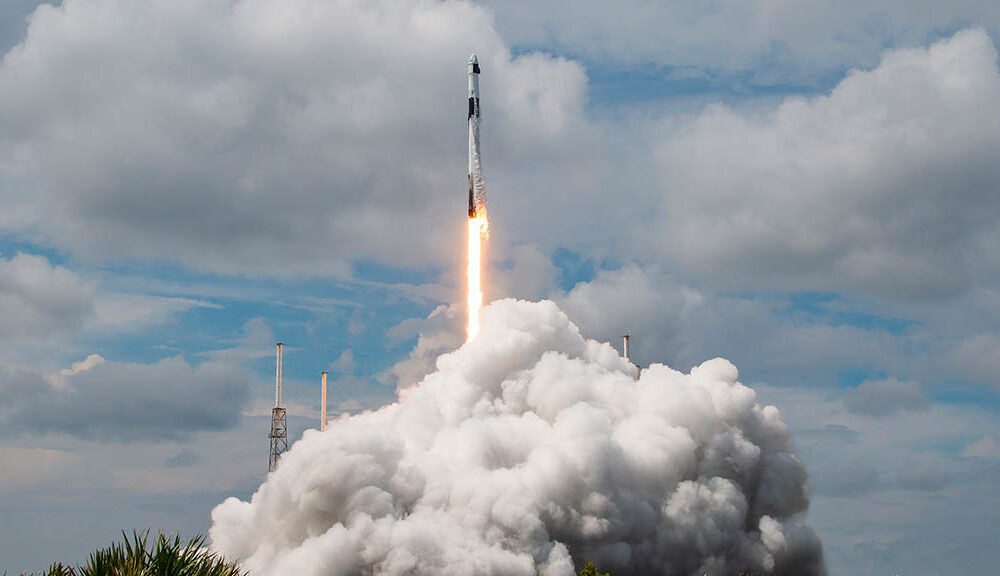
[{"left": 468, "top": 54, "right": 486, "bottom": 218}]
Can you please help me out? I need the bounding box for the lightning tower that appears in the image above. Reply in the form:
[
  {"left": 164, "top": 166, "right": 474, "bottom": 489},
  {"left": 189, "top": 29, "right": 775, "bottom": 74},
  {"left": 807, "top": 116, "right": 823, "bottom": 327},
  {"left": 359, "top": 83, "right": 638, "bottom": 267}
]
[{"left": 268, "top": 342, "right": 287, "bottom": 472}]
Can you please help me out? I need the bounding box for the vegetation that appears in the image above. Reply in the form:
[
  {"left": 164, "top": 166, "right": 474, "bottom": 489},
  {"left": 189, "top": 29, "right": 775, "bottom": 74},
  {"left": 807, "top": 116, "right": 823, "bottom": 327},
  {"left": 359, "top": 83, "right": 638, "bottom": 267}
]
[
  {"left": 6, "top": 540, "right": 769, "bottom": 576},
  {"left": 578, "top": 562, "right": 610, "bottom": 576},
  {"left": 8, "top": 531, "right": 245, "bottom": 576}
]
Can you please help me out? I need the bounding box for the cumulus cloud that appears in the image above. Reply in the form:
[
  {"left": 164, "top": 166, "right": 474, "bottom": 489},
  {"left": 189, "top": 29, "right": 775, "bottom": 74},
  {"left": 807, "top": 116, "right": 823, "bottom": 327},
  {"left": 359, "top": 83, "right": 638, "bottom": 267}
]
[
  {"left": 58, "top": 353, "right": 105, "bottom": 377},
  {"left": 896, "top": 458, "right": 949, "bottom": 492},
  {"left": 0, "top": 251, "right": 213, "bottom": 357},
  {"left": 648, "top": 28, "right": 1000, "bottom": 298},
  {"left": 484, "top": 0, "right": 1000, "bottom": 78},
  {"left": 0, "top": 446, "right": 74, "bottom": 492},
  {"left": 329, "top": 349, "right": 355, "bottom": 374},
  {"left": 3, "top": 1, "right": 998, "bottom": 313},
  {"left": 205, "top": 317, "right": 278, "bottom": 364},
  {"left": 556, "top": 266, "right": 706, "bottom": 370},
  {"left": 555, "top": 265, "right": 905, "bottom": 385},
  {"left": 489, "top": 244, "right": 561, "bottom": 302},
  {"left": 211, "top": 299, "right": 823, "bottom": 575},
  {"left": 0, "top": 0, "right": 593, "bottom": 276},
  {"left": 843, "top": 378, "right": 929, "bottom": 417},
  {"left": 812, "top": 461, "right": 879, "bottom": 498},
  {"left": 949, "top": 333, "right": 1000, "bottom": 388},
  {"left": 963, "top": 434, "right": 1000, "bottom": 459},
  {"left": 3, "top": 355, "right": 249, "bottom": 441},
  {"left": 0, "top": 252, "right": 94, "bottom": 339},
  {"left": 165, "top": 448, "right": 201, "bottom": 468}
]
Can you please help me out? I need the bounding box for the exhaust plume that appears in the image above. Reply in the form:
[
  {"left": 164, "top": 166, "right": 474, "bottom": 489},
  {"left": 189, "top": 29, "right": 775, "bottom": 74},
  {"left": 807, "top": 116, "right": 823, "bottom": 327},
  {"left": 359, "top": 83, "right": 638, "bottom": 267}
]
[
  {"left": 466, "top": 213, "right": 488, "bottom": 341},
  {"left": 211, "top": 299, "right": 823, "bottom": 575}
]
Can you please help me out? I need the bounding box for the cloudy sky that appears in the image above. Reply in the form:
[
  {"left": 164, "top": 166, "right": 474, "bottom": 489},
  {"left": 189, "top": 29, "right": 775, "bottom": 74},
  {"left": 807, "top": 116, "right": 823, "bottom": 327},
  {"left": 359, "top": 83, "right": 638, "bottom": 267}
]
[{"left": 1, "top": 0, "right": 999, "bottom": 574}]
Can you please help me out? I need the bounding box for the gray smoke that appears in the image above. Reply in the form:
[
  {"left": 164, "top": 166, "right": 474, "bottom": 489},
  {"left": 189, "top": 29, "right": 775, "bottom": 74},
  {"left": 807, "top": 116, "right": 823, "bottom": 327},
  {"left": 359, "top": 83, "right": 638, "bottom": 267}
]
[{"left": 210, "top": 299, "right": 823, "bottom": 575}]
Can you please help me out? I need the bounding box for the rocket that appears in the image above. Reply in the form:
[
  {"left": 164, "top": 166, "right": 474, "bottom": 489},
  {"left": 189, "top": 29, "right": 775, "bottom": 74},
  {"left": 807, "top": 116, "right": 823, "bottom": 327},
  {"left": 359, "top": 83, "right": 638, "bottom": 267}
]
[{"left": 468, "top": 54, "right": 487, "bottom": 218}]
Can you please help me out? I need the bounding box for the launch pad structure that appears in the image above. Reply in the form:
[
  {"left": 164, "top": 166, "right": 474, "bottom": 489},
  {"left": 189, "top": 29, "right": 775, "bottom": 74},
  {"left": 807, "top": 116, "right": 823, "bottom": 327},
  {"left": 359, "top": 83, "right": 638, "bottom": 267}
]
[{"left": 269, "top": 343, "right": 287, "bottom": 473}]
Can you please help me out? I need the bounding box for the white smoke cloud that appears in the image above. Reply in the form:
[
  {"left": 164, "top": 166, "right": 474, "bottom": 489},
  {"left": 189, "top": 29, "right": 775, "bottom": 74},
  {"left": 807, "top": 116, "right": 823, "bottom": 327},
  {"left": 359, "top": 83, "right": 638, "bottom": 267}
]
[{"left": 210, "top": 299, "right": 823, "bottom": 575}]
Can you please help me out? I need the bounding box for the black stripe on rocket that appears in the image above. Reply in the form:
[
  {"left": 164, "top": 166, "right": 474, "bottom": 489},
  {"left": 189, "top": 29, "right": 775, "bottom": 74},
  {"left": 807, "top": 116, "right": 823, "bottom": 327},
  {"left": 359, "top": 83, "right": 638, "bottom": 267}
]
[{"left": 469, "top": 176, "right": 476, "bottom": 217}]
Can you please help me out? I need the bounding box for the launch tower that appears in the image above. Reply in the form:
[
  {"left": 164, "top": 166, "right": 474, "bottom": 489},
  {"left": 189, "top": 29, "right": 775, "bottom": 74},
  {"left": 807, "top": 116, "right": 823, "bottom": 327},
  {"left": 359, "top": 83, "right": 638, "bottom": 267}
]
[{"left": 268, "top": 342, "right": 287, "bottom": 472}]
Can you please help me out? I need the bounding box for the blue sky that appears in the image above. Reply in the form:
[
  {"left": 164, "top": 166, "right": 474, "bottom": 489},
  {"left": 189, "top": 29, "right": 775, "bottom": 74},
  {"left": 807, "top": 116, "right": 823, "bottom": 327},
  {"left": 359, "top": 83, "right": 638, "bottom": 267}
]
[{"left": 1, "top": 1, "right": 1000, "bottom": 574}]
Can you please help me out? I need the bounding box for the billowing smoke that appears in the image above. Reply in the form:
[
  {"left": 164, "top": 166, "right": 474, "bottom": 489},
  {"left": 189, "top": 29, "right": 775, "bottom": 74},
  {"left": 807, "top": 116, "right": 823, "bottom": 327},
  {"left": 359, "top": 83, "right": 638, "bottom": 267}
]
[{"left": 210, "top": 299, "right": 823, "bottom": 575}]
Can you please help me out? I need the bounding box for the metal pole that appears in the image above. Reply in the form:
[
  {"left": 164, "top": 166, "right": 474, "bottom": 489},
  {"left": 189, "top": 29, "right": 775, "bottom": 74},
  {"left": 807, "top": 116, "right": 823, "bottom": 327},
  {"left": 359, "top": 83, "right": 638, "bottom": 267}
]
[
  {"left": 321, "top": 371, "right": 328, "bottom": 432},
  {"left": 276, "top": 343, "right": 284, "bottom": 407}
]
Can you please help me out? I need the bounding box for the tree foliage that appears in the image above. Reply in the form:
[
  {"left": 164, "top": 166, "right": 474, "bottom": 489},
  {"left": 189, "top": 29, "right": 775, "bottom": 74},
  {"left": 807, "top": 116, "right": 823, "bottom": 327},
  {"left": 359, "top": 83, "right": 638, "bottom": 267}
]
[
  {"left": 13, "top": 531, "right": 245, "bottom": 576},
  {"left": 578, "top": 562, "right": 610, "bottom": 576}
]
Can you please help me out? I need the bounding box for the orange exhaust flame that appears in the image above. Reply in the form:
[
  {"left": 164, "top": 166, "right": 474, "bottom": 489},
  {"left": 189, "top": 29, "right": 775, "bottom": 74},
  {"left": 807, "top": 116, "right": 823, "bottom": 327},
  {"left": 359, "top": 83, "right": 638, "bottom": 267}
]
[{"left": 466, "top": 212, "right": 488, "bottom": 341}]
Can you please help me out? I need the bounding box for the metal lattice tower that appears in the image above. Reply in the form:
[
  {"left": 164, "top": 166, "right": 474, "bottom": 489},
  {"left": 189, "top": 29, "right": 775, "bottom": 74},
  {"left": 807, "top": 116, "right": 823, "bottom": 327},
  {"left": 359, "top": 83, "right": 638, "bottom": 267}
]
[{"left": 269, "top": 343, "right": 288, "bottom": 472}]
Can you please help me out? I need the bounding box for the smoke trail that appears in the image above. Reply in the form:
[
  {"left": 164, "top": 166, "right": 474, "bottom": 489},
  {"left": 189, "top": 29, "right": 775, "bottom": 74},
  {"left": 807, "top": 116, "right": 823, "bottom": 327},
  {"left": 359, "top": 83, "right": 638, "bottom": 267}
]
[{"left": 211, "top": 299, "right": 823, "bottom": 575}]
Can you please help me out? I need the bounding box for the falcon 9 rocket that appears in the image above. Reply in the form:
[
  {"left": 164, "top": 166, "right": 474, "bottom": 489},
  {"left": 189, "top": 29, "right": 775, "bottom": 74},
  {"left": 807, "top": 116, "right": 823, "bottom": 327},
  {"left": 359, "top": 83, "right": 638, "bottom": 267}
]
[
  {"left": 468, "top": 54, "right": 486, "bottom": 218},
  {"left": 466, "top": 54, "right": 488, "bottom": 341}
]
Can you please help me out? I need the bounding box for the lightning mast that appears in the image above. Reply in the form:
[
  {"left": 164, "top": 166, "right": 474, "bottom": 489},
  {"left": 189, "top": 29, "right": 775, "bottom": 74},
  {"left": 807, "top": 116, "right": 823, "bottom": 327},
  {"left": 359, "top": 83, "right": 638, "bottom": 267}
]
[
  {"left": 268, "top": 342, "right": 287, "bottom": 472},
  {"left": 624, "top": 334, "right": 640, "bottom": 380},
  {"left": 321, "top": 371, "right": 328, "bottom": 432}
]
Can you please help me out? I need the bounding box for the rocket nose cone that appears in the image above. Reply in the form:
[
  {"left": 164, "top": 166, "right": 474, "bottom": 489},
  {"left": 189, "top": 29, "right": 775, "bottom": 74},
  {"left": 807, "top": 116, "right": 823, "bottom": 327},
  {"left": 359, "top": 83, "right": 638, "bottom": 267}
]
[{"left": 469, "top": 53, "right": 479, "bottom": 64}]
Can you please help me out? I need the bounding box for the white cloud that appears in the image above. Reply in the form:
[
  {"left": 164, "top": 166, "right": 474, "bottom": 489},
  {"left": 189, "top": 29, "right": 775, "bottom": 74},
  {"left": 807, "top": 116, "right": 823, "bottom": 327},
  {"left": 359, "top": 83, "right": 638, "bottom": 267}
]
[
  {"left": 3, "top": 3, "right": 998, "bottom": 313},
  {"left": 754, "top": 382, "right": 1000, "bottom": 574},
  {"left": 896, "top": 457, "right": 950, "bottom": 492},
  {"left": 843, "top": 378, "right": 929, "bottom": 417},
  {"left": 950, "top": 332, "right": 1000, "bottom": 388},
  {"left": 645, "top": 28, "right": 1000, "bottom": 298},
  {"left": 48, "top": 352, "right": 106, "bottom": 389},
  {"left": 115, "top": 461, "right": 247, "bottom": 495},
  {"left": 0, "top": 0, "right": 591, "bottom": 276},
  {"left": 204, "top": 317, "right": 277, "bottom": 363},
  {"left": 0, "top": 446, "right": 74, "bottom": 492},
  {"left": 3, "top": 355, "right": 249, "bottom": 441},
  {"left": 554, "top": 265, "right": 905, "bottom": 383},
  {"left": 58, "top": 354, "right": 105, "bottom": 377},
  {"left": 0, "top": 252, "right": 217, "bottom": 359},
  {"left": 91, "top": 294, "right": 220, "bottom": 331},
  {"left": 329, "top": 349, "right": 355, "bottom": 374},
  {"left": 964, "top": 433, "right": 1000, "bottom": 459},
  {"left": 812, "top": 460, "right": 879, "bottom": 498},
  {"left": 484, "top": 0, "right": 1000, "bottom": 79},
  {"left": 0, "top": 252, "right": 94, "bottom": 340},
  {"left": 488, "top": 243, "right": 560, "bottom": 302}
]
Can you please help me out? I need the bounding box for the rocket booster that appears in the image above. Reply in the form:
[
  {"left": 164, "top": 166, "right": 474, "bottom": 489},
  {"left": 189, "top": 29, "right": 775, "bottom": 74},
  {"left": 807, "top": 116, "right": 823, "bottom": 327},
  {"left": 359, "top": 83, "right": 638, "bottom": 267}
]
[{"left": 468, "top": 54, "right": 486, "bottom": 218}]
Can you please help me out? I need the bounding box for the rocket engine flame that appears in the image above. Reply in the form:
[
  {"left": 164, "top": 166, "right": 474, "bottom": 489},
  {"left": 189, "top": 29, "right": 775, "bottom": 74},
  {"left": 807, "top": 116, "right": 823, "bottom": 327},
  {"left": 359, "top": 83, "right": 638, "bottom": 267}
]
[{"left": 466, "top": 212, "right": 488, "bottom": 341}]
